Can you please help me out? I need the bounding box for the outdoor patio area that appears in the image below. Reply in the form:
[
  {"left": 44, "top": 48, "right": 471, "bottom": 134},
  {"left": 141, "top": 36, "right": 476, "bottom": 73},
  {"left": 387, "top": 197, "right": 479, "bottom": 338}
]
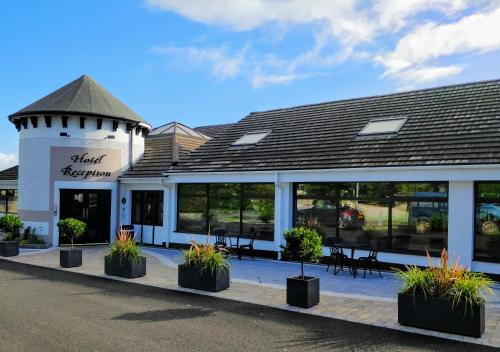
[{"left": 2, "top": 246, "right": 500, "bottom": 347}]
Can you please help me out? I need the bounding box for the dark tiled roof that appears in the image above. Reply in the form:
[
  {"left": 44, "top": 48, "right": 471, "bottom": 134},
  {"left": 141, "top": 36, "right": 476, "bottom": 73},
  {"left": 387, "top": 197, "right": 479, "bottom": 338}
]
[
  {"left": 122, "top": 135, "right": 174, "bottom": 178},
  {"left": 122, "top": 133, "right": 209, "bottom": 178},
  {"left": 9, "top": 75, "right": 148, "bottom": 125},
  {"left": 194, "top": 123, "right": 234, "bottom": 138},
  {"left": 0, "top": 165, "right": 18, "bottom": 181},
  {"left": 169, "top": 79, "right": 500, "bottom": 173}
]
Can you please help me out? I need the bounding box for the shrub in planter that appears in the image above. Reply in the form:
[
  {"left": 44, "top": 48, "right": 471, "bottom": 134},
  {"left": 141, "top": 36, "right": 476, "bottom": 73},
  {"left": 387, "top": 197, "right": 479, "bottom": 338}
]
[
  {"left": 20, "top": 227, "right": 48, "bottom": 248},
  {"left": 0, "top": 214, "right": 23, "bottom": 257},
  {"left": 284, "top": 227, "right": 322, "bottom": 308},
  {"left": 58, "top": 218, "right": 86, "bottom": 268},
  {"left": 178, "top": 241, "right": 230, "bottom": 292},
  {"left": 395, "top": 249, "right": 494, "bottom": 337},
  {"left": 105, "top": 230, "right": 146, "bottom": 278}
]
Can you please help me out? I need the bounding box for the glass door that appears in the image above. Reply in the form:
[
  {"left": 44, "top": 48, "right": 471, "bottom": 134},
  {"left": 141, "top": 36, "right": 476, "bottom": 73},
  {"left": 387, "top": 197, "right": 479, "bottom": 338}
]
[{"left": 59, "top": 189, "right": 111, "bottom": 244}]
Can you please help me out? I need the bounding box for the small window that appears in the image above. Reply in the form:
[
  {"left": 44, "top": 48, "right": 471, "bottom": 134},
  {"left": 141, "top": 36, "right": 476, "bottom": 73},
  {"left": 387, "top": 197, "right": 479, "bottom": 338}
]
[
  {"left": 97, "top": 118, "right": 103, "bottom": 130},
  {"left": 359, "top": 117, "right": 407, "bottom": 136},
  {"left": 29, "top": 116, "right": 38, "bottom": 128},
  {"left": 232, "top": 131, "right": 270, "bottom": 146},
  {"left": 80, "top": 116, "right": 85, "bottom": 129},
  {"left": 44, "top": 115, "right": 52, "bottom": 128},
  {"left": 61, "top": 116, "right": 68, "bottom": 128},
  {"left": 112, "top": 120, "right": 119, "bottom": 132}
]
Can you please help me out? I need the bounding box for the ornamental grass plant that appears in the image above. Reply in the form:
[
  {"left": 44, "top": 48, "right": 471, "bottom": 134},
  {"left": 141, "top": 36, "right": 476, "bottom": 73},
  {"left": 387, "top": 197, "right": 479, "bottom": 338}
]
[
  {"left": 183, "top": 240, "right": 229, "bottom": 274},
  {"left": 108, "top": 229, "right": 141, "bottom": 262},
  {"left": 395, "top": 249, "right": 494, "bottom": 311}
]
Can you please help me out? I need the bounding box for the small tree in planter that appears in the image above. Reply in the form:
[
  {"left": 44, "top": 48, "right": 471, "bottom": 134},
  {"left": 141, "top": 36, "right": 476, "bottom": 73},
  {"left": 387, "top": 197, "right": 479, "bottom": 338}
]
[
  {"left": 395, "top": 249, "right": 494, "bottom": 337},
  {"left": 58, "top": 218, "right": 86, "bottom": 268},
  {"left": 284, "top": 227, "right": 323, "bottom": 308},
  {"left": 0, "top": 214, "right": 23, "bottom": 257},
  {"left": 105, "top": 229, "right": 146, "bottom": 278},
  {"left": 178, "top": 241, "right": 230, "bottom": 292}
]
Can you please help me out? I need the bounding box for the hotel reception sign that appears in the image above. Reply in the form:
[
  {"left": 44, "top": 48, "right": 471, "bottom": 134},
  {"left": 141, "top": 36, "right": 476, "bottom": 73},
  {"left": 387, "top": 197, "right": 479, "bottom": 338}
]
[{"left": 51, "top": 147, "right": 122, "bottom": 181}]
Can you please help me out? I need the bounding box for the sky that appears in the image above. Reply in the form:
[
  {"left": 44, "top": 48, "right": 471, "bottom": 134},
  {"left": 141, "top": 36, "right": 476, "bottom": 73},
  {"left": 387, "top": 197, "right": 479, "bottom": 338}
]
[{"left": 1, "top": 0, "right": 500, "bottom": 170}]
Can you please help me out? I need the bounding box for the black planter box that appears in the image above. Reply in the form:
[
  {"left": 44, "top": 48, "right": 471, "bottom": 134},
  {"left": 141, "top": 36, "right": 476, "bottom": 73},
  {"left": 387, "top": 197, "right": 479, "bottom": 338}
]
[
  {"left": 287, "top": 276, "right": 320, "bottom": 308},
  {"left": 0, "top": 241, "right": 19, "bottom": 257},
  {"left": 398, "top": 293, "right": 485, "bottom": 337},
  {"left": 105, "top": 255, "right": 146, "bottom": 278},
  {"left": 178, "top": 264, "right": 230, "bottom": 292},
  {"left": 60, "top": 249, "right": 82, "bottom": 268}
]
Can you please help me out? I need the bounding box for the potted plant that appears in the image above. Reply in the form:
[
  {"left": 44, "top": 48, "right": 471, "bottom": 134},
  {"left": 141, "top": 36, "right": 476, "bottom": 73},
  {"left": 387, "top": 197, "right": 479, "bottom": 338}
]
[
  {"left": 284, "top": 227, "right": 323, "bottom": 308},
  {"left": 178, "top": 241, "right": 230, "bottom": 292},
  {"left": 57, "top": 218, "right": 86, "bottom": 268},
  {"left": 105, "top": 229, "right": 146, "bottom": 278},
  {"left": 395, "top": 249, "right": 494, "bottom": 337},
  {"left": 0, "top": 214, "right": 23, "bottom": 257}
]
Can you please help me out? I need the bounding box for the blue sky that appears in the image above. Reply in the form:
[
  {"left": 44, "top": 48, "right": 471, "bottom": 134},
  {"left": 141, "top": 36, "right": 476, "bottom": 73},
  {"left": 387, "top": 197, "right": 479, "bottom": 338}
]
[{"left": 1, "top": 0, "right": 500, "bottom": 170}]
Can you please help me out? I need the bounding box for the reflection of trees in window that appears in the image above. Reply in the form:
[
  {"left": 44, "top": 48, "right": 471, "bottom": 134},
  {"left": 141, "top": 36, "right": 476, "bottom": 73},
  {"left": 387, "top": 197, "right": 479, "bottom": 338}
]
[
  {"left": 0, "top": 189, "right": 18, "bottom": 214},
  {"left": 177, "top": 183, "right": 275, "bottom": 241},
  {"left": 177, "top": 184, "right": 208, "bottom": 234},
  {"left": 474, "top": 182, "right": 500, "bottom": 262},
  {"left": 294, "top": 182, "right": 448, "bottom": 256},
  {"left": 131, "top": 191, "right": 163, "bottom": 226}
]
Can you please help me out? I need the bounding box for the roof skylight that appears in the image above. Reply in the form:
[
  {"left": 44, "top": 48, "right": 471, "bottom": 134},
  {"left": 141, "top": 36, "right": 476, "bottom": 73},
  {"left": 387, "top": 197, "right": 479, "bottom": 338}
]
[
  {"left": 232, "top": 131, "right": 270, "bottom": 146},
  {"left": 359, "top": 117, "right": 407, "bottom": 136}
]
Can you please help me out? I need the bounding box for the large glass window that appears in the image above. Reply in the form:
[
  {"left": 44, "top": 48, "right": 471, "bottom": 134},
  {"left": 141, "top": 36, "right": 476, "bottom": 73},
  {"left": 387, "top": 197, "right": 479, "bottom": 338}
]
[
  {"left": 209, "top": 184, "right": 241, "bottom": 234},
  {"left": 242, "top": 184, "right": 275, "bottom": 240},
  {"left": 475, "top": 182, "right": 500, "bottom": 262},
  {"left": 131, "top": 191, "right": 163, "bottom": 226},
  {"left": 177, "top": 183, "right": 275, "bottom": 241},
  {"left": 294, "top": 182, "right": 448, "bottom": 256},
  {"left": 177, "top": 184, "right": 208, "bottom": 234},
  {"left": 0, "top": 189, "right": 18, "bottom": 214}
]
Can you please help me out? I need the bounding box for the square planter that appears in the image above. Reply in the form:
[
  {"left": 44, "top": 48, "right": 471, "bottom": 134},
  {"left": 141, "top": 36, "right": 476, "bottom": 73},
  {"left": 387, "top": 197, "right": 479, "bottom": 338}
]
[
  {"left": 178, "top": 264, "right": 230, "bottom": 292},
  {"left": 0, "top": 241, "right": 19, "bottom": 257},
  {"left": 287, "top": 276, "right": 320, "bottom": 308},
  {"left": 105, "top": 255, "right": 146, "bottom": 278},
  {"left": 398, "top": 293, "right": 485, "bottom": 337},
  {"left": 60, "top": 249, "right": 82, "bottom": 268}
]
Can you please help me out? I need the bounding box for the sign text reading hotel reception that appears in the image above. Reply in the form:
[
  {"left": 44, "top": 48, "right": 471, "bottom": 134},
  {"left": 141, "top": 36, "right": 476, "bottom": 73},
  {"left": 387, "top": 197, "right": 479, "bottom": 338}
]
[{"left": 51, "top": 147, "right": 121, "bottom": 182}]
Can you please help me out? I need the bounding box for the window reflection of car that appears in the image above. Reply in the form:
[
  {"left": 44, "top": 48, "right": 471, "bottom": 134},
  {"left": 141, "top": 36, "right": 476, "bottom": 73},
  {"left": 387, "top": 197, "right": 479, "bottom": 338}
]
[
  {"left": 338, "top": 204, "right": 365, "bottom": 229},
  {"left": 478, "top": 204, "right": 500, "bottom": 235},
  {"left": 299, "top": 200, "right": 365, "bottom": 230},
  {"left": 408, "top": 192, "right": 448, "bottom": 234}
]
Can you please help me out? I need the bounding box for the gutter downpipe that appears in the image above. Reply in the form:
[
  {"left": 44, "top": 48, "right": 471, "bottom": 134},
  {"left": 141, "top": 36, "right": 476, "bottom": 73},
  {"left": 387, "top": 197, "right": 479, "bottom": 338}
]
[
  {"left": 160, "top": 176, "right": 172, "bottom": 248},
  {"left": 274, "top": 172, "right": 282, "bottom": 260}
]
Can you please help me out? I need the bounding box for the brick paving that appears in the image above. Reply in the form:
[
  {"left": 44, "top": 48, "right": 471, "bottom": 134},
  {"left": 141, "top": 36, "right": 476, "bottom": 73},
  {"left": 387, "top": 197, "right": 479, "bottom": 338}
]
[{"left": 3, "top": 246, "right": 500, "bottom": 348}]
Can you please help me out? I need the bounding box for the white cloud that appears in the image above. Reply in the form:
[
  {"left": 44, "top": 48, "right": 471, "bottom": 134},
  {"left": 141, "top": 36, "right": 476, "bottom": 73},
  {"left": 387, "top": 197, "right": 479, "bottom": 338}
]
[
  {"left": 377, "top": 7, "right": 500, "bottom": 78},
  {"left": 0, "top": 153, "right": 18, "bottom": 171},
  {"left": 393, "top": 65, "right": 464, "bottom": 89},
  {"left": 147, "top": 1, "right": 500, "bottom": 88},
  {"left": 152, "top": 45, "right": 247, "bottom": 79},
  {"left": 251, "top": 71, "right": 310, "bottom": 88}
]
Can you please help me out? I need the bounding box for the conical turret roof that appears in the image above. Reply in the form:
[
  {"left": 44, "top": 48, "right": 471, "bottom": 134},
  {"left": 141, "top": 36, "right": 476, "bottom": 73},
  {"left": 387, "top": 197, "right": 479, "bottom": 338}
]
[{"left": 9, "top": 75, "right": 149, "bottom": 126}]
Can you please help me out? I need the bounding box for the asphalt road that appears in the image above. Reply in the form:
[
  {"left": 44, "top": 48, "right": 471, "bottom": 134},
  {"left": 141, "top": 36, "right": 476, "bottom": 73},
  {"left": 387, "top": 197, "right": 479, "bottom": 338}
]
[{"left": 0, "top": 260, "right": 496, "bottom": 352}]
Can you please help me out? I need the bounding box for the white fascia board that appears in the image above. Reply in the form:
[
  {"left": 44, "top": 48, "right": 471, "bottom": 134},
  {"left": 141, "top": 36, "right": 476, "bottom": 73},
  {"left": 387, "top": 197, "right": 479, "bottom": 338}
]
[
  {"left": 0, "top": 180, "right": 18, "bottom": 188},
  {"left": 119, "top": 177, "right": 163, "bottom": 185},
  {"left": 164, "top": 164, "right": 500, "bottom": 183}
]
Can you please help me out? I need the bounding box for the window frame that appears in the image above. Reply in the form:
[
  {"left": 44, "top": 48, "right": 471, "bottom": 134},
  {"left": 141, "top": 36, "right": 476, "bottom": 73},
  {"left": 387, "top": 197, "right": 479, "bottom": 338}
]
[
  {"left": 473, "top": 181, "right": 500, "bottom": 263},
  {"left": 131, "top": 190, "right": 164, "bottom": 226},
  {"left": 176, "top": 183, "right": 275, "bottom": 240},
  {"left": 293, "top": 181, "right": 448, "bottom": 256},
  {"left": 0, "top": 189, "right": 18, "bottom": 215}
]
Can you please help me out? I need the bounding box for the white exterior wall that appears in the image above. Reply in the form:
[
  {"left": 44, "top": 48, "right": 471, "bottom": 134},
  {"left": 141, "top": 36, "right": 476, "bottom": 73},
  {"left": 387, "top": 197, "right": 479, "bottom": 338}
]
[
  {"left": 157, "top": 165, "right": 500, "bottom": 274},
  {"left": 119, "top": 179, "right": 168, "bottom": 246},
  {"left": 16, "top": 114, "right": 146, "bottom": 244}
]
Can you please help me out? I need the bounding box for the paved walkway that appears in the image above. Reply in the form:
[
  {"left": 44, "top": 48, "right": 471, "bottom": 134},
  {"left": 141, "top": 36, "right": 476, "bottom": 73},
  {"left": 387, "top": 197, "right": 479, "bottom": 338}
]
[{"left": 2, "top": 246, "right": 500, "bottom": 348}]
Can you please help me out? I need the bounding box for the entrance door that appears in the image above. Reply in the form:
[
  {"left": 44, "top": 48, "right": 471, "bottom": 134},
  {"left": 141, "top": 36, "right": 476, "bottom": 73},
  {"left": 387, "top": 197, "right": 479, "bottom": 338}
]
[{"left": 59, "top": 189, "right": 111, "bottom": 244}]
